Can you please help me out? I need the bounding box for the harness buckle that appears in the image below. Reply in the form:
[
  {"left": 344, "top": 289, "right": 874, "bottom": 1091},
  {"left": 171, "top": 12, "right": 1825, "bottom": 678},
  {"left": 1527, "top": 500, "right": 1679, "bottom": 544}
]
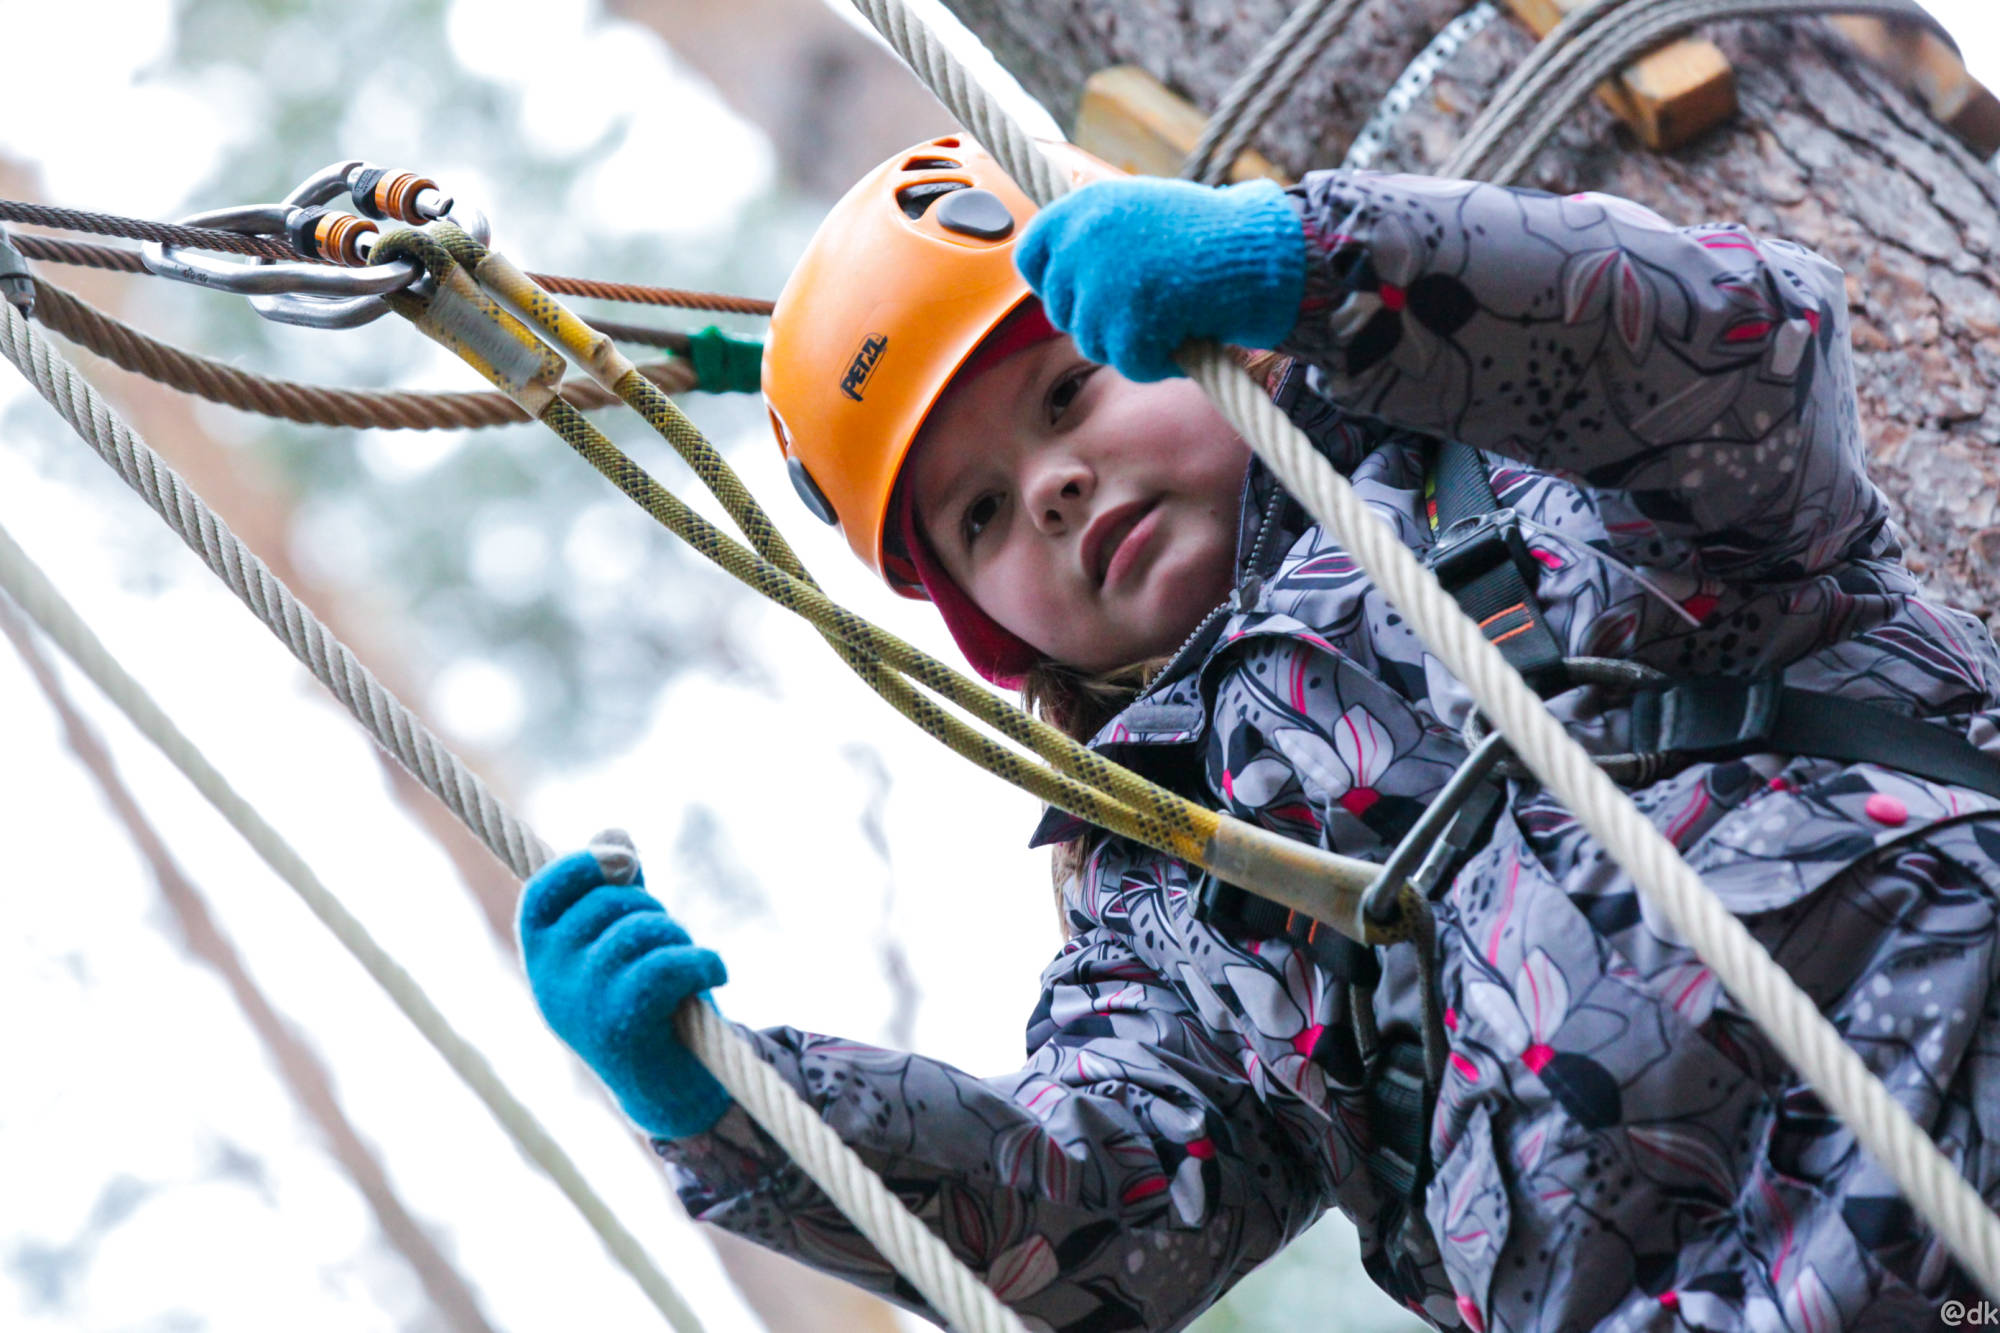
[{"left": 1428, "top": 509, "right": 1530, "bottom": 593}]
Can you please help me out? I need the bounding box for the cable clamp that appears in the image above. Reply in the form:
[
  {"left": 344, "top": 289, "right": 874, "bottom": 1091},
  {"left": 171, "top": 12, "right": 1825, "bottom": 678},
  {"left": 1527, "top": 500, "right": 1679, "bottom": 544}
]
[{"left": 0, "top": 225, "right": 33, "bottom": 317}]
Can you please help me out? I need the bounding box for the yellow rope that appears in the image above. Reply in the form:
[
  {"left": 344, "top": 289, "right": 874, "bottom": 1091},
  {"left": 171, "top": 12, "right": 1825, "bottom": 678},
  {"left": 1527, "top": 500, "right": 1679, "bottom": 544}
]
[{"left": 371, "top": 223, "right": 1406, "bottom": 946}]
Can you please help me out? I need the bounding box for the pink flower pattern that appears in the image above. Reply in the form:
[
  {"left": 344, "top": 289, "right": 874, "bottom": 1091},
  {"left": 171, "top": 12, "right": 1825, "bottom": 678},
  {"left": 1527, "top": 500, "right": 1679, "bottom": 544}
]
[{"left": 652, "top": 171, "right": 2000, "bottom": 1331}]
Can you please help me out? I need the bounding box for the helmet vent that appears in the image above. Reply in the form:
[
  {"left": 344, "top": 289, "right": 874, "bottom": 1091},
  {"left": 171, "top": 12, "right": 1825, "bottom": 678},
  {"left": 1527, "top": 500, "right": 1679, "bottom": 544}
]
[
  {"left": 896, "top": 179, "right": 968, "bottom": 219},
  {"left": 902, "top": 156, "right": 961, "bottom": 170}
]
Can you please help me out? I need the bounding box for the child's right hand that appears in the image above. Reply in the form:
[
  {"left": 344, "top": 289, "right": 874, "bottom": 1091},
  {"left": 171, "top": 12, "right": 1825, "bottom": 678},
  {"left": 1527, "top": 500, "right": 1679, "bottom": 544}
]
[
  {"left": 518, "top": 848, "right": 733, "bottom": 1140},
  {"left": 1015, "top": 176, "right": 1306, "bottom": 382}
]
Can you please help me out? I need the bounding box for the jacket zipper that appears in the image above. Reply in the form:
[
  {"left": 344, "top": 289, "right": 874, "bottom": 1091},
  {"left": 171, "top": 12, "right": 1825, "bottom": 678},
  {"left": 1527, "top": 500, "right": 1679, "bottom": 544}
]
[{"left": 1150, "top": 479, "right": 1291, "bottom": 684}]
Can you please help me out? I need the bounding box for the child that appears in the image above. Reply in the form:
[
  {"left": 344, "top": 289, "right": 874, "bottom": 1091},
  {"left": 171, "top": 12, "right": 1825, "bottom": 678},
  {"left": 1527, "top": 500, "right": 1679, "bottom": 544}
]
[{"left": 518, "top": 135, "right": 2000, "bottom": 1330}]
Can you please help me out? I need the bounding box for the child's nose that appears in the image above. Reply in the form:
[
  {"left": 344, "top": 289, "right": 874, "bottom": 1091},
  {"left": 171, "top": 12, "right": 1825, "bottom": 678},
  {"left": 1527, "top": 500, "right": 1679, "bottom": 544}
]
[{"left": 1027, "top": 461, "right": 1092, "bottom": 533}]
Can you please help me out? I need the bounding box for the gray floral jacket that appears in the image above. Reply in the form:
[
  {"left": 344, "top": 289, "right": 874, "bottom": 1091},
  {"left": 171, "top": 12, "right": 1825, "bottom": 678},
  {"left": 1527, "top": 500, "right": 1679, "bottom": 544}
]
[{"left": 658, "top": 172, "right": 2000, "bottom": 1331}]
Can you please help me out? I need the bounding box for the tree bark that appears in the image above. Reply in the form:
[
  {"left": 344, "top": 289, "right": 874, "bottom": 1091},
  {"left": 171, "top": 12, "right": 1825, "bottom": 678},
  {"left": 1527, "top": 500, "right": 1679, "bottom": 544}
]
[{"left": 943, "top": 1, "right": 2000, "bottom": 623}]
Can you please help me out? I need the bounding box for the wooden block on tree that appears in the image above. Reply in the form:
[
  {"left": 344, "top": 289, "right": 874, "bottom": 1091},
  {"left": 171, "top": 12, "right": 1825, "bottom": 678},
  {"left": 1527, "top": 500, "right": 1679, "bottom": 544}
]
[
  {"left": 1829, "top": 16, "right": 2000, "bottom": 160},
  {"left": 1074, "top": 66, "right": 1292, "bottom": 182},
  {"left": 1506, "top": 0, "right": 1737, "bottom": 151}
]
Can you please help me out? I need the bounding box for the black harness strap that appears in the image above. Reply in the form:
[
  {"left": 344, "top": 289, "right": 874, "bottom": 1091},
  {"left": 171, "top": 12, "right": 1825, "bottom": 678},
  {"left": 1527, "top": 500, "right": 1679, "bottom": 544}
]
[
  {"left": 1197, "top": 876, "right": 1378, "bottom": 985},
  {"left": 1630, "top": 676, "right": 2000, "bottom": 796},
  {"left": 1429, "top": 442, "right": 2000, "bottom": 796},
  {"left": 1427, "top": 441, "right": 1570, "bottom": 698},
  {"left": 1196, "top": 875, "right": 1431, "bottom": 1200}
]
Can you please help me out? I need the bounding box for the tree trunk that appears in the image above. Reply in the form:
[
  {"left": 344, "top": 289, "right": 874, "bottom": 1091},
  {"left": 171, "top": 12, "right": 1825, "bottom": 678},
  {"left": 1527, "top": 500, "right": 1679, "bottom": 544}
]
[
  {"left": 609, "top": 0, "right": 959, "bottom": 199},
  {"left": 943, "top": 1, "right": 2000, "bottom": 623}
]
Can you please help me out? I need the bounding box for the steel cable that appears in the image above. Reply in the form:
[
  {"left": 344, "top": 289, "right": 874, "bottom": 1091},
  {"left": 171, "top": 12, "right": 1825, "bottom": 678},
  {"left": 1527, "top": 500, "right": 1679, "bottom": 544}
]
[
  {"left": 1182, "top": 0, "right": 1372, "bottom": 185},
  {"left": 0, "top": 515, "right": 705, "bottom": 1333},
  {"left": 9, "top": 233, "right": 150, "bottom": 273},
  {"left": 525, "top": 273, "right": 773, "bottom": 316},
  {"left": 0, "top": 199, "right": 298, "bottom": 260},
  {"left": 29, "top": 277, "right": 695, "bottom": 429},
  {"left": 0, "top": 301, "right": 550, "bottom": 879},
  {"left": 3, "top": 212, "right": 775, "bottom": 315},
  {"left": 1447, "top": 0, "right": 1953, "bottom": 182}
]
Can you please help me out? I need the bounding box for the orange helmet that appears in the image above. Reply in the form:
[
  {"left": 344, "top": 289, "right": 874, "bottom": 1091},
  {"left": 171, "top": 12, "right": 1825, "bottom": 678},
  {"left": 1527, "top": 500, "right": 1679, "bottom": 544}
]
[{"left": 763, "top": 133, "right": 1121, "bottom": 592}]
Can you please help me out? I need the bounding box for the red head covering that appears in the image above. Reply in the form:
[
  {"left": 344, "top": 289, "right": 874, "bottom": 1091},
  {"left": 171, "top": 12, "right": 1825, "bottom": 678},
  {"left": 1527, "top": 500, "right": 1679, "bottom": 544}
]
[{"left": 888, "top": 302, "right": 1060, "bottom": 688}]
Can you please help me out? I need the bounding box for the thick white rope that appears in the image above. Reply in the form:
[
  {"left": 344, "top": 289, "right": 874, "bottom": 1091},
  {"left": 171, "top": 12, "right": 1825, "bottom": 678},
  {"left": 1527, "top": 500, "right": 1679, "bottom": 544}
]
[
  {"left": 0, "top": 304, "right": 549, "bottom": 880},
  {"left": 1, "top": 304, "right": 1030, "bottom": 1333},
  {"left": 0, "top": 515, "right": 706, "bottom": 1333},
  {"left": 850, "top": 0, "right": 2000, "bottom": 1297}
]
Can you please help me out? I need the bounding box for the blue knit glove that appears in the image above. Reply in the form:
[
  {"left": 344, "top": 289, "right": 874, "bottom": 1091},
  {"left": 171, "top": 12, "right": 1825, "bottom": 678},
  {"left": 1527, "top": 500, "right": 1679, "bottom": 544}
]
[
  {"left": 519, "top": 840, "right": 731, "bottom": 1140},
  {"left": 1015, "top": 176, "right": 1306, "bottom": 381}
]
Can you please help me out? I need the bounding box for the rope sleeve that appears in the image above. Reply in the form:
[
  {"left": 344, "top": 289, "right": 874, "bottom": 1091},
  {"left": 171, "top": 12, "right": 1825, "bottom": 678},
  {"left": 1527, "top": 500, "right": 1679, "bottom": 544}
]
[{"left": 684, "top": 326, "right": 762, "bottom": 393}]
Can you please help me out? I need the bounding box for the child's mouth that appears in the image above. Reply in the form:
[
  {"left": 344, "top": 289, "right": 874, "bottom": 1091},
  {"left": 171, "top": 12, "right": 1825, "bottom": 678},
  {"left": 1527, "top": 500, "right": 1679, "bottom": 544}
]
[{"left": 1088, "top": 499, "right": 1160, "bottom": 590}]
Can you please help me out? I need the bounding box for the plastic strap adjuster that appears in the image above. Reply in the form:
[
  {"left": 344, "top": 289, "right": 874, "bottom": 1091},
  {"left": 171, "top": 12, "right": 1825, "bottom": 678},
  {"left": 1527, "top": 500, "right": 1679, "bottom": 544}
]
[{"left": 1428, "top": 510, "right": 1524, "bottom": 593}]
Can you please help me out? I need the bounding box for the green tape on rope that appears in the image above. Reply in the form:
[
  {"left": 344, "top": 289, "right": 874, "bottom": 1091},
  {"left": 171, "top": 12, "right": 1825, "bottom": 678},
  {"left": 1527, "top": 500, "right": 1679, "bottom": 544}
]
[{"left": 687, "top": 325, "right": 763, "bottom": 393}]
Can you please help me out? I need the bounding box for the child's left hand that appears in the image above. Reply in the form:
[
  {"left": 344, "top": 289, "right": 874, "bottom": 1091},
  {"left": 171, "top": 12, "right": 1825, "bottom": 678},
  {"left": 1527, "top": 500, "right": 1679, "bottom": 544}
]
[{"left": 1016, "top": 176, "right": 1306, "bottom": 381}]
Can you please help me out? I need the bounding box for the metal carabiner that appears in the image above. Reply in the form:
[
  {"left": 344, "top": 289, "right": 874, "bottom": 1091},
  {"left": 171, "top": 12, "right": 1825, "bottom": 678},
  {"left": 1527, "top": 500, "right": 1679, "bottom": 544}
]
[
  {"left": 139, "top": 200, "right": 420, "bottom": 331},
  {"left": 140, "top": 205, "right": 417, "bottom": 297},
  {"left": 1360, "top": 729, "right": 1511, "bottom": 928},
  {"left": 137, "top": 160, "right": 489, "bottom": 330},
  {"left": 251, "top": 160, "right": 490, "bottom": 328},
  {"left": 1458, "top": 656, "right": 1674, "bottom": 787}
]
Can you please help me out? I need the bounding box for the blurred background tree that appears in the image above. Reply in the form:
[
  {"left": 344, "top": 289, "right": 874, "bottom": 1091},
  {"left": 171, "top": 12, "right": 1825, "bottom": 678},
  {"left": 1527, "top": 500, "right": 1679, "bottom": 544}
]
[{"left": 2, "top": 1, "right": 932, "bottom": 1329}]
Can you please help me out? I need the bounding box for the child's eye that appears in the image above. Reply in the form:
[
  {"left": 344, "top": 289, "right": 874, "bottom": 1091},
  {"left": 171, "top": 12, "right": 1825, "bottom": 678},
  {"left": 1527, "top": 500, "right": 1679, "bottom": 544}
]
[
  {"left": 1046, "top": 366, "right": 1097, "bottom": 424},
  {"left": 962, "top": 492, "right": 1001, "bottom": 546}
]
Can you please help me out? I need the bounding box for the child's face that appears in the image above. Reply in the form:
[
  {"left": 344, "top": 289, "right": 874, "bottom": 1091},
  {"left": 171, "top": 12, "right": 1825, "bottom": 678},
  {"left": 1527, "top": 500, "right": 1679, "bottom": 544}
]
[{"left": 906, "top": 336, "right": 1250, "bottom": 674}]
